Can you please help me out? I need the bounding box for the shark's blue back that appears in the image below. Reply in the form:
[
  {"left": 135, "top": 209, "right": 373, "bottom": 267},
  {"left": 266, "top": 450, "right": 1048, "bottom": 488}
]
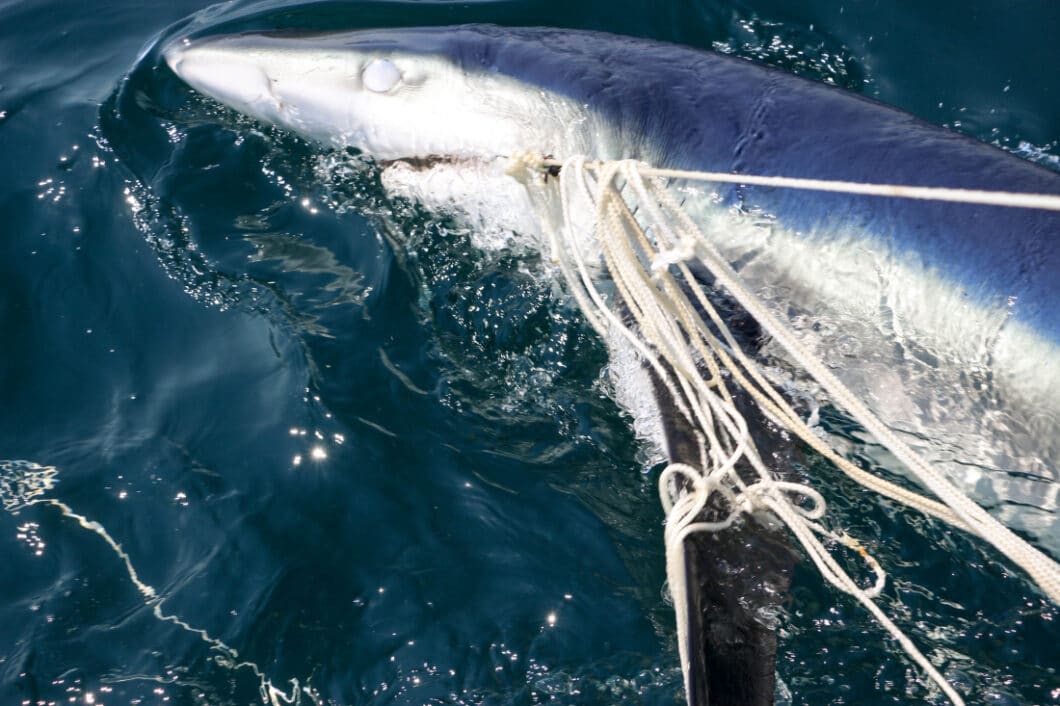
[{"left": 406, "top": 25, "right": 1060, "bottom": 337}]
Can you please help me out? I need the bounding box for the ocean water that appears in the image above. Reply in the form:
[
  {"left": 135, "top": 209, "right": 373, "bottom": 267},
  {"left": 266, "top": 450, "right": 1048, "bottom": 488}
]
[{"left": 1, "top": 1, "right": 1058, "bottom": 706}]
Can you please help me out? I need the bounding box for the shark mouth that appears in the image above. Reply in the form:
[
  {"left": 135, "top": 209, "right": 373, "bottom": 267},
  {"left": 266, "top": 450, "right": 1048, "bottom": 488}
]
[{"left": 379, "top": 154, "right": 507, "bottom": 172}]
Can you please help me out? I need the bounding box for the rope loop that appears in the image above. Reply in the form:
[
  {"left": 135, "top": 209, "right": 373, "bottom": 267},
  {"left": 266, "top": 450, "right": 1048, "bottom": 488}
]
[{"left": 501, "top": 152, "right": 1060, "bottom": 706}]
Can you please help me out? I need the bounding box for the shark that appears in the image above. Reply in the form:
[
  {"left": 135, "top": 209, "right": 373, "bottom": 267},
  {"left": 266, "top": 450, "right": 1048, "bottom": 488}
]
[{"left": 162, "top": 24, "right": 1060, "bottom": 706}]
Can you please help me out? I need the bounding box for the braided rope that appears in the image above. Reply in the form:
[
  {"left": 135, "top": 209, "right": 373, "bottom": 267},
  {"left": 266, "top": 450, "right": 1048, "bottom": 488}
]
[{"left": 507, "top": 151, "right": 1060, "bottom": 705}]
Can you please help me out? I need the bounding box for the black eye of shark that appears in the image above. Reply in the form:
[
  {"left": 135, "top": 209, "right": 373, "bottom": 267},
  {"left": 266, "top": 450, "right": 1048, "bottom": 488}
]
[{"left": 362, "top": 58, "right": 401, "bottom": 93}]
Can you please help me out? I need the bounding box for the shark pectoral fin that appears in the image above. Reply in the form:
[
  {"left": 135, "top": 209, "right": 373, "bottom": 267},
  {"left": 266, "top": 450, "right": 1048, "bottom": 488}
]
[{"left": 682, "top": 515, "right": 796, "bottom": 706}]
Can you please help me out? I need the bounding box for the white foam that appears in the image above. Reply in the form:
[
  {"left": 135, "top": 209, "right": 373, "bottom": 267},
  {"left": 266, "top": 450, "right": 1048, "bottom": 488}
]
[
  {"left": 381, "top": 160, "right": 546, "bottom": 255},
  {"left": 604, "top": 325, "right": 667, "bottom": 466}
]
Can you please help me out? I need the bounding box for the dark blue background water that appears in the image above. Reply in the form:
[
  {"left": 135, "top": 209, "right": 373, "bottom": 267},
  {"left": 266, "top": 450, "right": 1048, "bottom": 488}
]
[{"left": 1, "top": 1, "right": 1058, "bottom": 705}]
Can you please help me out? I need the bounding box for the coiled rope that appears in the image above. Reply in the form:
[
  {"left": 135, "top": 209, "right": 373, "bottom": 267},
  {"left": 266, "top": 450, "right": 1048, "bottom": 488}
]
[{"left": 506, "top": 151, "right": 1060, "bottom": 706}]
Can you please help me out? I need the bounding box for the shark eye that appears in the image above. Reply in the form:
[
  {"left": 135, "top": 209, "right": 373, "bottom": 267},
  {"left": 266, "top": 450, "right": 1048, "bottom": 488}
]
[{"left": 362, "top": 58, "right": 401, "bottom": 93}]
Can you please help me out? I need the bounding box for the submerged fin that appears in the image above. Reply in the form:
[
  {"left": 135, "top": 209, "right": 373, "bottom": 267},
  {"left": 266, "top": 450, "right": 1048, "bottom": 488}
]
[
  {"left": 682, "top": 518, "right": 794, "bottom": 706},
  {"left": 649, "top": 355, "right": 796, "bottom": 706}
]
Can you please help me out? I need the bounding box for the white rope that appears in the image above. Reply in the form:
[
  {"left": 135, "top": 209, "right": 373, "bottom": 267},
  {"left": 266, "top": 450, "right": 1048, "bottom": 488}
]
[
  {"left": 505, "top": 150, "right": 1060, "bottom": 706},
  {"left": 513, "top": 152, "right": 1060, "bottom": 598},
  {"left": 624, "top": 157, "right": 1060, "bottom": 597},
  {"left": 527, "top": 155, "right": 1060, "bottom": 211}
]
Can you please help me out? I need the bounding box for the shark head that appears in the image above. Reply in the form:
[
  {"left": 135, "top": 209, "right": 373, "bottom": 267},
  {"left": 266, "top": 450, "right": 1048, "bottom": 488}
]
[
  {"left": 162, "top": 27, "right": 615, "bottom": 164},
  {"left": 163, "top": 26, "right": 640, "bottom": 250}
]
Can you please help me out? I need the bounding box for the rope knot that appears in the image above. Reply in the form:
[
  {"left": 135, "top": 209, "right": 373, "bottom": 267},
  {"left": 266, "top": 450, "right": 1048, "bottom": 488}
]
[
  {"left": 650, "top": 237, "right": 697, "bottom": 275},
  {"left": 504, "top": 150, "right": 546, "bottom": 181}
]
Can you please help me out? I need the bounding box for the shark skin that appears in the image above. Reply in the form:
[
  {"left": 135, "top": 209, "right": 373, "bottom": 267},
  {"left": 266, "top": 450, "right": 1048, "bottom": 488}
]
[{"left": 161, "top": 25, "right": 1060, "bottom": 706}]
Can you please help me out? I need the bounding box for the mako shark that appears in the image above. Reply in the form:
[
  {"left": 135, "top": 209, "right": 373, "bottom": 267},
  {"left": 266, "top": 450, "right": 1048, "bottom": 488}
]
[{"left": 162, "top": 24, "right": 1060, "bottom": 706}]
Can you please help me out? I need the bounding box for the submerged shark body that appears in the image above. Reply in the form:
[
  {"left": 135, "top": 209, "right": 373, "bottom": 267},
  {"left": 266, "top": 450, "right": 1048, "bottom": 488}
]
[{"left": 163, "top": 25, "right": 1060, "bottom": 705}]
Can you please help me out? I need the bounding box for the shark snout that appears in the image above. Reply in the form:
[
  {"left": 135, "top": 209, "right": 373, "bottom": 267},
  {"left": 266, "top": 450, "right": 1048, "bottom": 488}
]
[
  {"left": 161, "top": 36, "right": 192, "bottom": 75},
  {"left": 163, "top": 36, "right": 277, "bottom": 111}
]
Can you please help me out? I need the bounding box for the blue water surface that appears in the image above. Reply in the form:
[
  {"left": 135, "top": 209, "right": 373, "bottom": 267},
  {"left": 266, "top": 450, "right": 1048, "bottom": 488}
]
[{"left": 1, "top": 1, "right": 1058, "bottom": 705}]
